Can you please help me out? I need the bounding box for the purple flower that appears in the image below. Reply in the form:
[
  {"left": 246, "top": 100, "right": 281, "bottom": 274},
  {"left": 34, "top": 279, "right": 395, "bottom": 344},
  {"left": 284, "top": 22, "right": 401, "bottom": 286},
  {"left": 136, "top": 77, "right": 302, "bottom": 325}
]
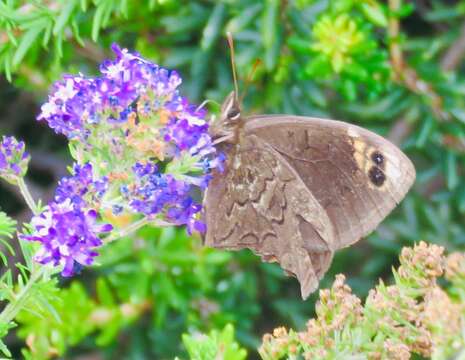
[
  {"left": 37, "top": 43, "right": 225, "bottom": 236},
  {"left": 38, "top": 76, "right": 95, "bottom": 139},
  {"left": 127, "top": 162, "right": 205, "bottom": 232},
  {"left": 167, "top": 198, "right": 205, "bottom": 235},
  {"left": 129, "top": 162, "right": 191, "bottom": 216},
  {"left": 37, "top": 44, "right": 186, "bottom": 141},
  {"left": 0, "top": 136, "right": 30, "bottom": 183},
  {"left": 21, "top": 200, "right": 113, "bottom": 276},
  {"left": 55, "top": 163, "right": 108, "bottom": 208}
]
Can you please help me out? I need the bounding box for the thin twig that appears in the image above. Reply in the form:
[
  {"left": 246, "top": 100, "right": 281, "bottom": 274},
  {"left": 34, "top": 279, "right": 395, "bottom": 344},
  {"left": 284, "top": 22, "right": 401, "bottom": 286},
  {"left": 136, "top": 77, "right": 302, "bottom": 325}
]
[
  {"left": 103, "top": 217, "right": 172, "bottom": 244},
  {"left": 387, "top": 114, "right": 414, "bottom": 145},
  {"left": 441, "top": 21, "right": 465, "bottom": 71},
  {"left": 17, "top": 178, "right": 40, "bottom": 215},
  {"left": 388, "top": 0, "right": 449, "bottom": 122}
]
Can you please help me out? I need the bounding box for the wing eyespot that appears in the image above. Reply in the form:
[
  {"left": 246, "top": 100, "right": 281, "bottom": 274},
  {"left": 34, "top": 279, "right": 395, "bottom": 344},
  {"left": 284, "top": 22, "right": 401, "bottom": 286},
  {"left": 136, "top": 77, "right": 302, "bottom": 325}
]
[
  {"left": 371, "top": 151, "right": 384, "bottom": 167},
  {"left": 368, "top": 166, "right": 386, "bottom": 187}
]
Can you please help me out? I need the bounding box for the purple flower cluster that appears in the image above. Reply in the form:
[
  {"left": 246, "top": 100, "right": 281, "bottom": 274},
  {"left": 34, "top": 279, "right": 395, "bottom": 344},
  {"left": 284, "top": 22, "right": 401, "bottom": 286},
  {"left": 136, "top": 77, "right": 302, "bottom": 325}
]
[
  {"left": 37, "top": 44, "right": 185, "bottom": 141},
  {"left": 24, "top": 43, "right": 224, "bottom": 276},
  {"left": 37, "top": 43, "right": 222, "bottom": 230},
  {"left": 22, "top": 163, "right": 112, "bottom": 276},
  {"left": 21, "top": 200, "right": 112, "bottom": 276},
  {"left": 0, "top": 136, "right": 29, "bottom": 183},
  {"left": 55, "top": 163, "right": 108, "bottom": 207},
  {"left": 127, "top": 162, "right": 205, "bottom": 234}
]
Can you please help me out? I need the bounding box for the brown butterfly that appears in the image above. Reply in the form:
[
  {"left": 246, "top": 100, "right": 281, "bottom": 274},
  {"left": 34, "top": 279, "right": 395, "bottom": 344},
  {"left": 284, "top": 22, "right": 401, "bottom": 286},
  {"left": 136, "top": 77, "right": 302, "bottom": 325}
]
[{"left": 203, "top": 34, "right": 415, "bottom": 299}]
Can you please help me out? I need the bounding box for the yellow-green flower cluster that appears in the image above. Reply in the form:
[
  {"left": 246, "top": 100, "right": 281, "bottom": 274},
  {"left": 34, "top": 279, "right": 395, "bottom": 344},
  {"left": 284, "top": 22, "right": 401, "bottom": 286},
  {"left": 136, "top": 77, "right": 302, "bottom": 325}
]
[{"left": 311, "top": 14, "right": 365, "bottom": 73}]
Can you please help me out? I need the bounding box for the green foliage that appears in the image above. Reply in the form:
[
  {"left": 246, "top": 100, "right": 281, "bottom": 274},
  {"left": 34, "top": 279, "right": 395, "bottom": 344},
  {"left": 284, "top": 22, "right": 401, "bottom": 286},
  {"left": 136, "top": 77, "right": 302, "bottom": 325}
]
[
  {"left": 292, "top": 2, "right": 391, "bottom": 101},
  {"left": 14, "top": 227, "right": 261, "bottom": 358},
  {"left": 181, "top": 324, "right": 247, "bottom": 360},
  {"left": 0, "top": 212, "right": 60, "bottom": 358},
  {"left": 0, "top": 211, "right": 16, "bottom": 266},
  {"left": 16, "top": 278, "right": 143, "bottom": 360}
]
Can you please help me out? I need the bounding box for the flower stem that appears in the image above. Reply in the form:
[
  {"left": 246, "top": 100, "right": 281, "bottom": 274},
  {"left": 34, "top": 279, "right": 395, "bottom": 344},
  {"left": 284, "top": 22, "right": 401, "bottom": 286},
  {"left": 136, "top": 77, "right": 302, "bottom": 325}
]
[
  {"left": 104, "top": 217, "right": 149, "bottom": 243},
  {"left": 17, "top": 178, "right": 40, "bottom": 215},
  {"left": 0, "top": 266, "right": 48, "bottom": 325},
  {"left": 104, "top": 217, "right": 172, "bottom": 243}
]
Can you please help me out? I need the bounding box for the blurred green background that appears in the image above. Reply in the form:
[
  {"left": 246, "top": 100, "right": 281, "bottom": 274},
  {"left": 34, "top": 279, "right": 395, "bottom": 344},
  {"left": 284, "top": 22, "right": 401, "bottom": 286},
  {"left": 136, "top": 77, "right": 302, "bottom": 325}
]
[{"left": 1, "top": 0, "right": 464, "bottom": 358}]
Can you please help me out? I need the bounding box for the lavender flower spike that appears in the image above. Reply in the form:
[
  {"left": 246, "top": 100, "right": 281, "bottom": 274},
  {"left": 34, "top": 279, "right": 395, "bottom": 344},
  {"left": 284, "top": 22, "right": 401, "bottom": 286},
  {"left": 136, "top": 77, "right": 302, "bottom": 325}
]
[
  {"left": 36, "top": 43, "right": 226, "bottom": 236},
  {"left": 21, "top": 200, "right": 113, "bottom": 276},
  {"left": 0, "top": 135, "right": 30, "bottom": 184}
]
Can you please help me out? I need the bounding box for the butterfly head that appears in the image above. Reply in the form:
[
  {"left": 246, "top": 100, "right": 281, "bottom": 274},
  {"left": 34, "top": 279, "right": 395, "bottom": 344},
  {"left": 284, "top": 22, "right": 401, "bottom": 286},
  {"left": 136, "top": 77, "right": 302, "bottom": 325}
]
[
  {"left": 208, "top": 91, "right": 242, "bottom": 141},
  {"left": 221, "top": 91, "right": 241, "bottom": 124}
]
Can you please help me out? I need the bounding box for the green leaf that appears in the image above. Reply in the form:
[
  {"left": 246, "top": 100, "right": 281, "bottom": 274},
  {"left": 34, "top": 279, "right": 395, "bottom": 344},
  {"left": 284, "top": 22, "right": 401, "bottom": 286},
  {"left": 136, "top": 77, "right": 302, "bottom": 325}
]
[
  {"left": 416, "top": 115, "right": 434, "bottom": 147},
  {"left": 53, "top": 0, "right": 77, "bottom": 35},
  {"left": 445, "top": 151, "right": 459, "bottom": 190},
  {"left": 0, "top": 338, "right": 11, "bottom": 358},
  {"left": 342, "top": 78, "right": 357, "bottom": 101},
  {"left": 189, "top": 49, "right": 211, "bottom": 101},
  {"left": 12, "top": 28, "right": 41, "bottom": 67},
  {"left": 42, "top": 21, "right": 53, "bottom": 47},
  {"left": 80, "top": 0, "right": 88, "bottom": 11},
  {"left": 3, "top": 51, "right": 12, "bottom": 82},
  {"left": 0, "top": 212, "right": 16, "bottom": 238},
  {"left": 71, "top": 19, "right": 84, "bottom": 46},
  {"left": 396, "top": 3, "right": 415, "bottom": 18},
  {"left": 96, "top": 278, "right": 115, "bottom": 306},
  {"left": 92, "top": 0, "right": 112, "bottom": 41},
  {"left": 183, "top": 324, "right": 247, "bottom": 360},
  {"left": 360, "top": 3, "right": 388, "bottom": 27},
  {"left": 18, "top": 238, "right": 37, "bottom": 271},
  {"left": 458, "top": 186, "right": 465, "bottom": 213},
  {"left": 5, "top": 28, "right": 18, "bottom": 48},
  {"left": 0, "top": 321, "right": 14, "bottom": 358},
  {"left": 287, "top": 36, "right": 311, "bottom": 54},
  {"left": 261, "top": 0, "right": 280, "bottom": 71},
  {"left": 55, "top": 32, "right": 63, "bottom": 58},
  {"left": 119, "top": 0, "right": 129, "bottom": 18},
  {"left": 200, "top": 3, "right": 226, "bottom": 51},
  {"left": 225, "top": 3, "right": 262, "bottom": 33}
]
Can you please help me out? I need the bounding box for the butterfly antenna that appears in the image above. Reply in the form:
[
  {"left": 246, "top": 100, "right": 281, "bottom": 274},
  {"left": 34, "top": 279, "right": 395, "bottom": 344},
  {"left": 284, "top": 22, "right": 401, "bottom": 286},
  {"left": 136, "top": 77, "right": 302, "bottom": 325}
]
[
  {"left": 239, "top": 58, "right": 261, "bottom": 104},
  {"left": 227, "top": 32, "right": 240, "bottom": 104}
]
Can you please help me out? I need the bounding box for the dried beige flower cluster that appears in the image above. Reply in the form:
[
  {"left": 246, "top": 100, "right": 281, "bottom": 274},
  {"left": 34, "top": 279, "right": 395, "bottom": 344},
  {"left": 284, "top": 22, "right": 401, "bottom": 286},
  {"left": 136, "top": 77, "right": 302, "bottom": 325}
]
[{"left": 259, "top": 242, "right": 465, "bottom": 360}]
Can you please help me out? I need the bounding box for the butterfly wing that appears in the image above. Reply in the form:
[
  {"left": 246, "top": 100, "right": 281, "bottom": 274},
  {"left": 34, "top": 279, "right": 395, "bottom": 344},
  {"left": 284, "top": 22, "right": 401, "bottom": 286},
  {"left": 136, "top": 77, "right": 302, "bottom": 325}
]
[
  {"left": 203, "top": 115, "right": 415, "bottom": 299},
  {"left": 244, "top": 115, "right": 415, "bottom": 249},
  {"left": 204, "top": 134, "right": 335, "bottom": 298}
]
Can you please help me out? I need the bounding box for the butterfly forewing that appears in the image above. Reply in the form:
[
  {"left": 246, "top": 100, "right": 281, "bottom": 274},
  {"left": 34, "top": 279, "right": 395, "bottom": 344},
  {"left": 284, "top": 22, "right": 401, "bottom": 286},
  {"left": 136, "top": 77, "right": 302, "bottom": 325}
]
[
  {"left": 203, "top": 115, "right": 415, "bottom": 299},
  {"left": 245, "top": 115, "right": 415, "bottom": 247}
]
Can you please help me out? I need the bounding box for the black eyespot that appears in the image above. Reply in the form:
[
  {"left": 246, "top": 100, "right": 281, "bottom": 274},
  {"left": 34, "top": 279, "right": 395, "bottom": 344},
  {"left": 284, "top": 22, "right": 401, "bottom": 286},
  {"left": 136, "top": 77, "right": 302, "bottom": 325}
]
[
  {"left": 368, "top": 166, "right": 386, "bottom": 187},
  {"left": 371, "top": 151, "right": 384, "bottom": 166},
  {"left": 227, "top": 108, "right": 240, "bottom": 120}
]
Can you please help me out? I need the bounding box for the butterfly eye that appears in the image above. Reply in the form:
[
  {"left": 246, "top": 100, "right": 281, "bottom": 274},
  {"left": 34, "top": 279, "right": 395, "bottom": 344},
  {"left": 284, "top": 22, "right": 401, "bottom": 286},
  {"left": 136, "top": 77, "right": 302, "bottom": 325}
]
[{"left": 227, "top": 108, "right": 241, "bottom": 121}]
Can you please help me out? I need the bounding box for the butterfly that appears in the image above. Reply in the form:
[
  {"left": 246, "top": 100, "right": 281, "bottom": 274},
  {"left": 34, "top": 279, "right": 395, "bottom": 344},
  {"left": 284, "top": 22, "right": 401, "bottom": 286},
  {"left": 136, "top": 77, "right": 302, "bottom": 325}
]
[{"left": 202, "top": 34, "right": 415, "bottom": 299}]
